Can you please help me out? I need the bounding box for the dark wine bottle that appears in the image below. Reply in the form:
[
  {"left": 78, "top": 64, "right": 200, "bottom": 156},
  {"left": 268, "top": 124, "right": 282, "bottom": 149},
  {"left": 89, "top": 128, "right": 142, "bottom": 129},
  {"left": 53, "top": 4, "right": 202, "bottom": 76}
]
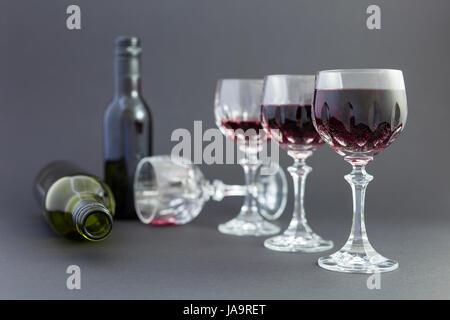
[
  {"left": 34, "top": 161, "right": 115, "bottom": 241},
  {"left": 104, "top": 36, "right": 153, "bottom": 219}
]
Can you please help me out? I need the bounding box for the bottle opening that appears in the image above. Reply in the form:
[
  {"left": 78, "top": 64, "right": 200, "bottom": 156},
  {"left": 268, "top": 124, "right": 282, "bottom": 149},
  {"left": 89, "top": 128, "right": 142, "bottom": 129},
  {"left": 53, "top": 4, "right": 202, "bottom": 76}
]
[
  {"left": 83, "top": 211, "right": 113, "bottom": 240},
  {"left": 115, "top": 36, "right": 141, "bottom": 48},
  {"left": 114, "top": 36, "right": 142, "bottom": 58},
  {"left": 73, "top": 201, "right": 113, "bottom": 241}
]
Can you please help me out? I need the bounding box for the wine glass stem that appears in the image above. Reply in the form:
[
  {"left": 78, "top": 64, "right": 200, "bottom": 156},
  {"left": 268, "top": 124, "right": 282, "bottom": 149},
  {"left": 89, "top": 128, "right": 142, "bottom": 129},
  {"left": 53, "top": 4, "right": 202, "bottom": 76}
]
[
  {"left": 222, "top": 185, "right": 247, "bottom": 197},
  {"left": 287, "top": 154, "right": 312, "bottom": 234},
  {"left": 208, "top": 180, "right": 247, "bottom": 201},
  {"left": 240, "top": 156, "right": 261, "bottom": 218},
  {"left": 344, "top": 163, "right": 374, "bottom": 250}
]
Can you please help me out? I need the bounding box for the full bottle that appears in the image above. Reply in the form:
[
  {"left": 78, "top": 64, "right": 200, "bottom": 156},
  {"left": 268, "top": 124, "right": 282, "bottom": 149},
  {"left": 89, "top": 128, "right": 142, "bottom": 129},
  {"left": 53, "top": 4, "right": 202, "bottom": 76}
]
[
  {"left": 34, "top": 161, "right": 115, "bottom": 241},
  {"left": 104, "top": 36, "right": 153, "bottom": 219}
]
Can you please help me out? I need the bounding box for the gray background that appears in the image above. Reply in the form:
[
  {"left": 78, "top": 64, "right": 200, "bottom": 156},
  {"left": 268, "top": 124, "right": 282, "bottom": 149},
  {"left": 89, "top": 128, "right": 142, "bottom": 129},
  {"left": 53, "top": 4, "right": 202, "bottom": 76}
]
[{"left": 1, "top": 0, "right": 449, "bottom": 299}]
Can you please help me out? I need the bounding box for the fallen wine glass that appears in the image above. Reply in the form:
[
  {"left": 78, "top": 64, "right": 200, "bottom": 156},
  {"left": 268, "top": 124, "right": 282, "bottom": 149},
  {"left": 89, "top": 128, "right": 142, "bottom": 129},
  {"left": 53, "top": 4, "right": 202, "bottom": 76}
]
[{"left": 133, "top": 155, "right": 287, "bottom": 226}]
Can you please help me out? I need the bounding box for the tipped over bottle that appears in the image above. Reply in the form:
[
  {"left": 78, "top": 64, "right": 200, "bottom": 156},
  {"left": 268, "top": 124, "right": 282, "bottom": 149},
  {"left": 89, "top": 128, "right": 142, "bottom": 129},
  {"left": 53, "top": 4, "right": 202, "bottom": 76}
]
[{"left": 34, "top": 161, "right": 115, "bottom": 241}]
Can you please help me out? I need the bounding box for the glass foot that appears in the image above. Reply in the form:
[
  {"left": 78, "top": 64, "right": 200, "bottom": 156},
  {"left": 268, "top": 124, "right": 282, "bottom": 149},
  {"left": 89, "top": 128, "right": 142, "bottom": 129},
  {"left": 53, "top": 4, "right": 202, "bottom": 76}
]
[
  {"left": 264, "top": 232, "right": 333, "bottom": 253},
  {"left": 318, "top": 250, "right": 398, "bottom": 273},
  {"left": 218, "top": 215, "right": 280, "bottom": 236}
]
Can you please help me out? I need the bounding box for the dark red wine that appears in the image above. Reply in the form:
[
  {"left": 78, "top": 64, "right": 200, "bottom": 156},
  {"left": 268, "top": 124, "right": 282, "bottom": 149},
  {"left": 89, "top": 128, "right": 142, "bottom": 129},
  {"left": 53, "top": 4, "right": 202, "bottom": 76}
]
[
  {"left": 220, "top": 119, "right": 268, "bottom": 142},
  {"left": 313, "top": 89, "right": 407, "bottom": 157},
  {"left": 261, "top": 104, "right": 324, "bottom": 153}
]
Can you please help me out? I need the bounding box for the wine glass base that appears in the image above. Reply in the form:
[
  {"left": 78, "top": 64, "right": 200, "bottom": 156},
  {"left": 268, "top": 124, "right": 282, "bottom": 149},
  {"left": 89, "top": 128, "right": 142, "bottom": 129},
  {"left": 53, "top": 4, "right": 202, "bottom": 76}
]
[
  {"left": 318, "top": 251, "right": 399, "bottom": 273},
  {"left": 218, "top": 216, "right": 280, "bottom": 236},
  {"left": 264, "top": 233, "right": 333, "bottom": 253}
]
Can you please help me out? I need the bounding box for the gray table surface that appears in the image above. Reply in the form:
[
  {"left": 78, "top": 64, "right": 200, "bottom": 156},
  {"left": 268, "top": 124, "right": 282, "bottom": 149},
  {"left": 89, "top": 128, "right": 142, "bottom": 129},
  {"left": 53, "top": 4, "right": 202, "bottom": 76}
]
[{"left": 1, "top": 194, "right": 449, "bottom": 300}]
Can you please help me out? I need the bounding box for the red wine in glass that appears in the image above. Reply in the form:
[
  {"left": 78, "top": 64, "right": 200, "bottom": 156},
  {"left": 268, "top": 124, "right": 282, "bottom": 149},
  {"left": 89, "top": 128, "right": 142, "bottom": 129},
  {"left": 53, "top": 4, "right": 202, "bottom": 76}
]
[
  {"left": 312, "top": 89, "right": 407, "bottom": 157},
  {"left": 220, "top": 119, "right": 268, "bottom": 143},
  {"left": 261, "top": 104, "right": 324, "bottom": 153}
]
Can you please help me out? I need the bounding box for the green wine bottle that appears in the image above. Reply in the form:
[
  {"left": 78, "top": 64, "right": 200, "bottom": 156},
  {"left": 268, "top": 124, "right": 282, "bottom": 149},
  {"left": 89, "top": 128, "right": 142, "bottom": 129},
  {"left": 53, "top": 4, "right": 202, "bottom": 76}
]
[{"left": 34, "top": 161, "right": 115, "bottom": 241}]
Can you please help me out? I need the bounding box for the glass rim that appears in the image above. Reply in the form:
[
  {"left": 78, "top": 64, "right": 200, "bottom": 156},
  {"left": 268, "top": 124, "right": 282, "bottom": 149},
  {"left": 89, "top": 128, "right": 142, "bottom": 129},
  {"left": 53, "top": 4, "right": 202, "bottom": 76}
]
[
  {"left": 315, "top": 68, "right": 405, "bottom": 90},
  {"left": 263, "top": 74, "right": 315, "bottom": 79},
  {"left": 217, "top": 78, "right": 263, "bottom": 83},
  {"left": 134, "top": 156, "right": 159, "bottom": 225},
  {"left": 317, "top": 68, "right": 403, "bottom": 75}
]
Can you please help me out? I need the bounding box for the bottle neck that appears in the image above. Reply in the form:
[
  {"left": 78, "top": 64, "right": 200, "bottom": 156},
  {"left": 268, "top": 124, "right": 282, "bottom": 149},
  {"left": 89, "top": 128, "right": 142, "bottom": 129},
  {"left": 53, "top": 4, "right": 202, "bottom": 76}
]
[
  {"left": 72, "top": 200, "right": 113, "bottom": 241},
  {"left": 114, "top": 56, "right": 142, "bottom": 97}
]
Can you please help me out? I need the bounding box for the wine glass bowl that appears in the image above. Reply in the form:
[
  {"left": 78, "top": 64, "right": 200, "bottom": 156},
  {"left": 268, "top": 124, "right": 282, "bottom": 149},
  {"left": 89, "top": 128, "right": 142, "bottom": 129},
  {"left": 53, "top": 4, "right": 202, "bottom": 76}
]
[
  {"left": 313, "top": 69, "right": 407, "bottom": 273},
  {"left": 313, "top": 69, "right": 407, "bottom": 160},
  {"left": 216, "top": 79, "right": 269, "bottom": 154},
  {"left": 261, "top": 104, "right": 324, "bottom": 154},
  {"left": 134, "top": 156, "right": 206, "bottom": 225}
]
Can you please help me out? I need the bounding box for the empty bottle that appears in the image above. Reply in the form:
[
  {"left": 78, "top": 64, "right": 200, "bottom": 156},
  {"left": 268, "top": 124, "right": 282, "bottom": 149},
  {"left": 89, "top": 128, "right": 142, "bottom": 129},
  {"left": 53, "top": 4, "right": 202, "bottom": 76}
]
[{"left": 34, "top": 161, "right": 115, "bottom": 241}]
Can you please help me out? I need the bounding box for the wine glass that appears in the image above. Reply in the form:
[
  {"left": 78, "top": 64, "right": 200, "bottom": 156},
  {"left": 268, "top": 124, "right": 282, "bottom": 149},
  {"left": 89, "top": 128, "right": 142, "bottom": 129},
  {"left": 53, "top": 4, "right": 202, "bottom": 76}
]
[
  {"left": 215, "top": 79, "right": 281, "bottom": 236},
  {"left": 312, "top": 69, "right": 407, "bottom": 273},
  {"left": 261, "top": 75, "right": 333, "bottom": 252},
  {"left": 134, "top": 155, "right": 287, "bottom": 225}
]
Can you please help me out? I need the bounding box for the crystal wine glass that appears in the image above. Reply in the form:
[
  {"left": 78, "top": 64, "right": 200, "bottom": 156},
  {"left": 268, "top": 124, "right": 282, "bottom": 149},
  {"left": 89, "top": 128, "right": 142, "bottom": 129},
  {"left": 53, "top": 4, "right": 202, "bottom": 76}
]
[
  {"left": 261, "top": 75, "right": 333, "bottom": 252},
  {"left": 215, "top": 79, "right": 281, "bottom": 236},
  {"left": 313, "top": 69, "right": 407, "bottom": 273},
  {"left": 134, "top": 155, "right": 287, "bottom": 226}
]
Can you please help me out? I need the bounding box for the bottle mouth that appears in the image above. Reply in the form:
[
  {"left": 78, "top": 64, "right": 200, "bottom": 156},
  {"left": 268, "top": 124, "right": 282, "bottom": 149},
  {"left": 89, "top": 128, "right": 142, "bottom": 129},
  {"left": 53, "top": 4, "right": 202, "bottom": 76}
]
[
  {"left": 73, "top": 201, "right": 113, "bottom": 241},
  {"left": 115, "top": 36, "right": 141, "bottom": 47},
  {"left": 80, "top": 210, "right": 113, "bottom": 240},
  {"left": 115, "top": 36, "right": 141, "bottom": 57}
]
